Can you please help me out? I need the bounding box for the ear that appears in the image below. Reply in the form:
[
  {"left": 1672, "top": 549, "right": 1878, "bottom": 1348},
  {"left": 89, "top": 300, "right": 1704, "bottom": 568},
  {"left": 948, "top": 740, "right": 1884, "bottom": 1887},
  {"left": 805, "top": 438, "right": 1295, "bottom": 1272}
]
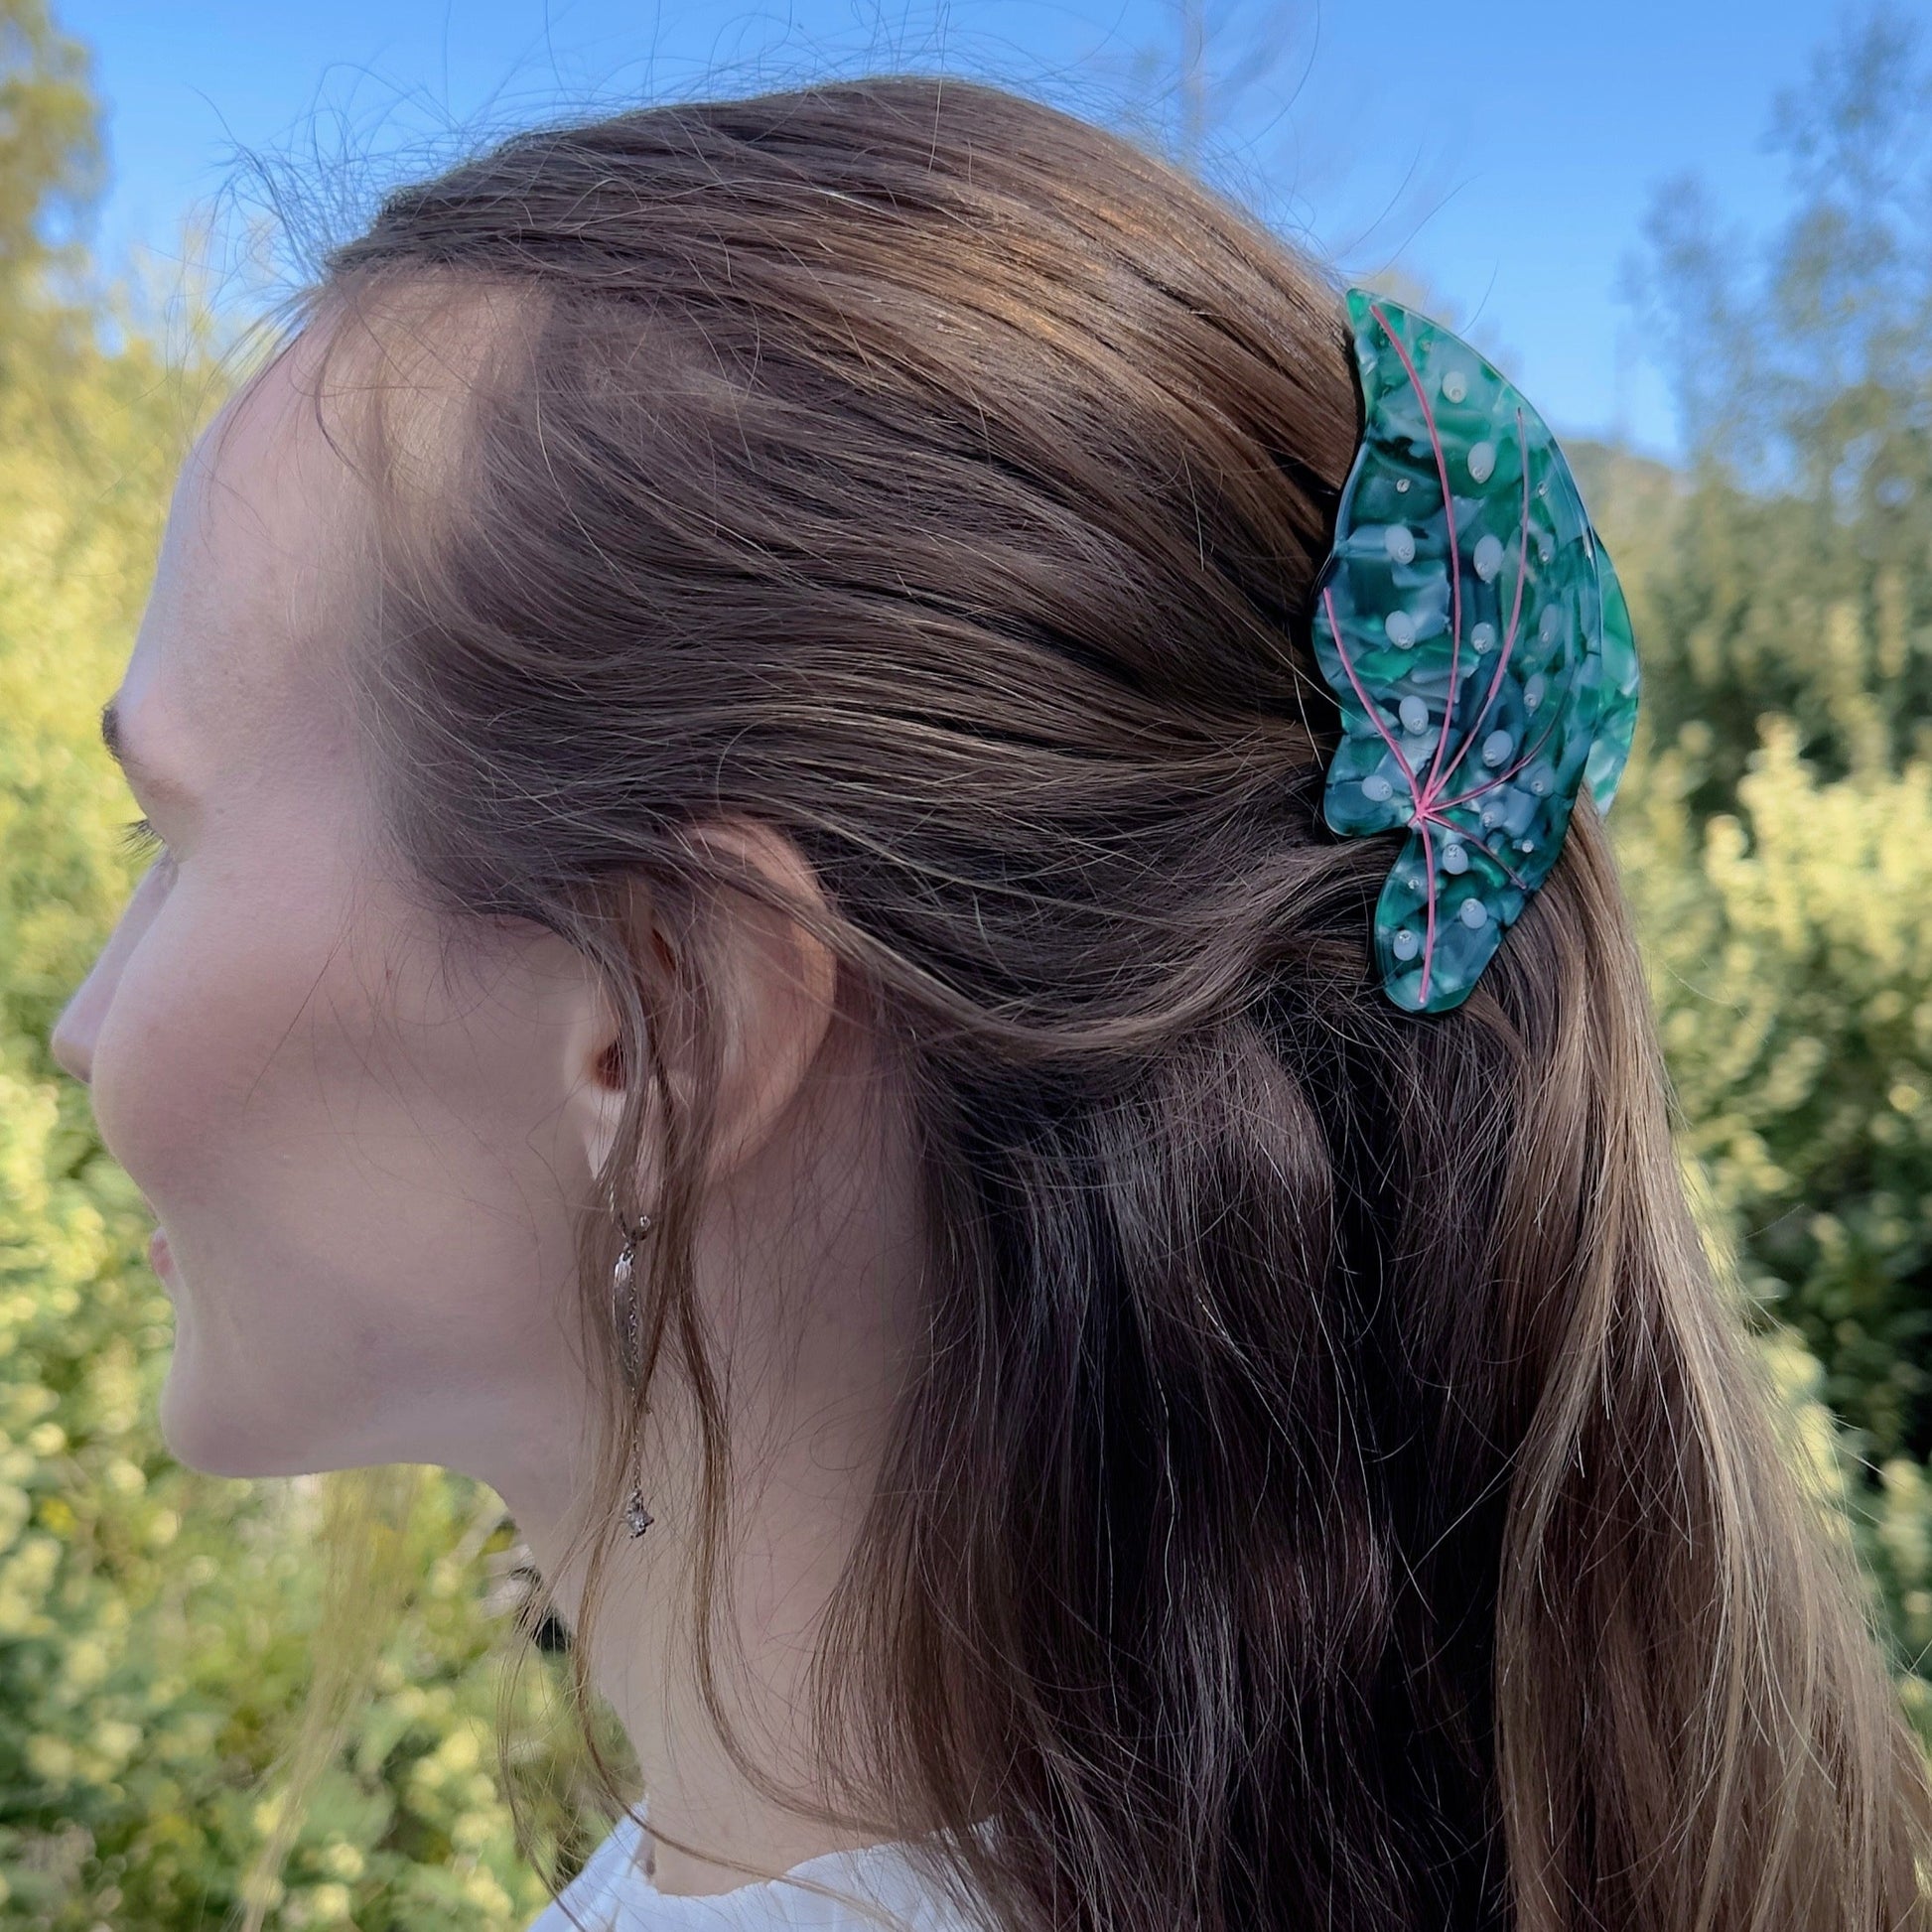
[
  {"left": 563, "top": 819, "right": 840, "bottom": 1201},
  {"left": 686, "top": 817, "right": 841, "bottom": 1182}
]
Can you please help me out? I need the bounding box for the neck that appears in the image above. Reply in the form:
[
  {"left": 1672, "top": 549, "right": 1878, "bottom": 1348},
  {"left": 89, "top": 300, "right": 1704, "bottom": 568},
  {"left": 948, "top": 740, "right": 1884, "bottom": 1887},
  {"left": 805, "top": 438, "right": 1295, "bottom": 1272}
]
[
  {"left": 497, "top": 1210, "right": 923, "bottom": 1891},
  {"left": 495, "top": 1019, "right": 927, "bottom": 1893},
  {"left": 578, "top": 1409, "right": 899, "bottom": 1895}
]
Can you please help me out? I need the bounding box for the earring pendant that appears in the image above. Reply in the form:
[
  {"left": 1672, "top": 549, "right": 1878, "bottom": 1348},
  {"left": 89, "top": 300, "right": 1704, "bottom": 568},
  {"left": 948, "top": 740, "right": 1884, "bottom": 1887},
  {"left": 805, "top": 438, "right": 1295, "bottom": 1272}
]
[{"left": 612, "top": 1209, "right": 655, "bottom": 1538}]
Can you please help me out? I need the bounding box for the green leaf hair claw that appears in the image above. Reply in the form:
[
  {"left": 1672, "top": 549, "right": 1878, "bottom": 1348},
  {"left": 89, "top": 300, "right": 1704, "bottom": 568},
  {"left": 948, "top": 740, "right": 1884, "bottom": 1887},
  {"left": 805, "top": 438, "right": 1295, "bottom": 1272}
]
[{"left": 1311, "top": 289, "right": 1640, "bottom": 1014}]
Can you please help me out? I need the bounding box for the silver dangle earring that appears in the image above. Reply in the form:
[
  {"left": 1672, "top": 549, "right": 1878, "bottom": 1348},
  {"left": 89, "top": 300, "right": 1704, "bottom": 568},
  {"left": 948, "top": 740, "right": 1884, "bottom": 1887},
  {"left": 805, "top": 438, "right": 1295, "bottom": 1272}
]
[{"left": 612, "top": 1210, "right": 655, "bottom": 1538}]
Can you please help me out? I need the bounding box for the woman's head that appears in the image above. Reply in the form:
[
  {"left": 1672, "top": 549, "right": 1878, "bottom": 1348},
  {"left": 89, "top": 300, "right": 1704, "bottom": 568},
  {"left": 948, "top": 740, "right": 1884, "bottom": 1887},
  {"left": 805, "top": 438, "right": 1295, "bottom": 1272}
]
[
  {"left": 53, "top": 75, "right": 1932, "bottom": 1932},
  {"left": 52, "top": 318, "right": 626, "bottom": 1486},
  {"left": 51, "top": 268, "right": 925, "bottom": 1890}
]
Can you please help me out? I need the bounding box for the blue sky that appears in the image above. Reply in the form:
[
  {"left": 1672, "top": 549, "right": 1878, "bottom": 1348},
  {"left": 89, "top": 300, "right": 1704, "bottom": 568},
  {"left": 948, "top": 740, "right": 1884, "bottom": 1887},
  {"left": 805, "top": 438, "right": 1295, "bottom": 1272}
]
[{"left": 59, "top": 0, "right": 1852, "bottom": 459}]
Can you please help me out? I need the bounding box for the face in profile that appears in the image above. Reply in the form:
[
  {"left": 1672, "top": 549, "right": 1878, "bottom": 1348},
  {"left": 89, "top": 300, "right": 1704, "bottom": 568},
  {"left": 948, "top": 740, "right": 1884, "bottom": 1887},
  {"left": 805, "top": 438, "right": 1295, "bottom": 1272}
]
[{"left": 50, "top": 337, "right": 617, "bottom": 1504}]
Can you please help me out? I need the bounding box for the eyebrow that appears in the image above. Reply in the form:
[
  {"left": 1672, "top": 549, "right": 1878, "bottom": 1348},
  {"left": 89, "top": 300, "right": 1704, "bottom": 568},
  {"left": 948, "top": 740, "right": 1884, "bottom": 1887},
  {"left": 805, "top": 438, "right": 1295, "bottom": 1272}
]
[{"left": 99, "top": 698, "right": 192, "bottom": 806}]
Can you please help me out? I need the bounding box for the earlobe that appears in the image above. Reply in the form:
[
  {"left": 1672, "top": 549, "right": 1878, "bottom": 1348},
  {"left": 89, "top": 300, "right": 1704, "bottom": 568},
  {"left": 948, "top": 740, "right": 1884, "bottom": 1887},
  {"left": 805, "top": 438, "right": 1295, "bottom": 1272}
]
[
  {"left": 572, "top": 1024, "right": 642, "bottom": 1200},
  {"left": 564, "top": 943, "right": 658, "bottom": 1200},
  {"left": 593, "top": 1036, "right": 627, "bottom": 1093}
]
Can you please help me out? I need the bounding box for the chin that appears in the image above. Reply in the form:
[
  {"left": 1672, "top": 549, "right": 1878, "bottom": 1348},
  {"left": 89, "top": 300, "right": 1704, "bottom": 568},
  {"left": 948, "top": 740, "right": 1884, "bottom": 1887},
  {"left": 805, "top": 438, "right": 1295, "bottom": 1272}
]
[
  {"left": 157, "top": 1386, "right": 284, "bottom": 1478},
  {"left": 156, "top": 1345, "right": 345, "bottom": 1480}
]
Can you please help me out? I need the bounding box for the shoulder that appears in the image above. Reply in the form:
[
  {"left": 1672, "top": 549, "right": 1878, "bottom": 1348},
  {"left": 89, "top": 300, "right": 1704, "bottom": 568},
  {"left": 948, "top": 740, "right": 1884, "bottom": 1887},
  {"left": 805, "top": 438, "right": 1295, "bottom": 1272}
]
[{"left": 524, "top": 1812, "right": 648, "bottom": 1932}]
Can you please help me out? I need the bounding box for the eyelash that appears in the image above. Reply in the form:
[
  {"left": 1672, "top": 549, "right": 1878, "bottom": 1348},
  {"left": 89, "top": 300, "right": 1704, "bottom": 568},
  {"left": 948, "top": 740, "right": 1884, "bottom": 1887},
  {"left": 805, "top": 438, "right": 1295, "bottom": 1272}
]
[{"left": 119, "top": 815, "right": 168, "bottom": 863}]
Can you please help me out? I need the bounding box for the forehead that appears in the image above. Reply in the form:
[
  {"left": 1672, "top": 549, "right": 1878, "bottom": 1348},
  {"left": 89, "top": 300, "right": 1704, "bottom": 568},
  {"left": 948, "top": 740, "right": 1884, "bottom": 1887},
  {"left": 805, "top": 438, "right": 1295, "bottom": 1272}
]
[
  {"left": 118, "top": 281, "right": 536, "bottom": 792},
  {"left": 118, "top": 332, "right": 370, "bottom": 779}
]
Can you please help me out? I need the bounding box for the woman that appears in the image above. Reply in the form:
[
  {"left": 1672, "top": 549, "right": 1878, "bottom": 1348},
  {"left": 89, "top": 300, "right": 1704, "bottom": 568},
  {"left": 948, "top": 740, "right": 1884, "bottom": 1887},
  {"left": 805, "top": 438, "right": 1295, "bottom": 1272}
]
[{"left": 49, "top": 75, "right": 1932, "bottom": 1932}]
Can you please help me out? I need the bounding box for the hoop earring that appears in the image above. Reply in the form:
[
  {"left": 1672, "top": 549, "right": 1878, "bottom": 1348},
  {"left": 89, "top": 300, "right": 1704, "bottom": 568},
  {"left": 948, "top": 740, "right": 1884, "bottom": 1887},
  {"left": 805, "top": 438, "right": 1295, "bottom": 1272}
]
[{"left": 612, "top": 1211, "right": 655, "bottom": 1538}]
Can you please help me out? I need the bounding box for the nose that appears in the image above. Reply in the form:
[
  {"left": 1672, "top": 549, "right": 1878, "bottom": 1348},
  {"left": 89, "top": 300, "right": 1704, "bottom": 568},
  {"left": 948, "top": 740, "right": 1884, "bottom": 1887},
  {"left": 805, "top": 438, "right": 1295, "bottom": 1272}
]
[
  {"left": 51, "top": 916, "right": 130, "bottom": 1089},
  {"left": 52, "top": 835, "right": 182, "bottom": 1095},
  {"left": 51, "top": 993, "right": 95, "bottom": 1086},
  {"left": 50, "top": 855, "right": 159, "bottom": 1088}
]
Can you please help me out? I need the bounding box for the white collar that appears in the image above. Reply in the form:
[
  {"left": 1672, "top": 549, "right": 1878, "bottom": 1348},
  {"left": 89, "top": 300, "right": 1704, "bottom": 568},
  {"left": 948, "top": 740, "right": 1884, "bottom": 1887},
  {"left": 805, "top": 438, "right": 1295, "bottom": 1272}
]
[{"left": 526, "top": 1810, "right": 981, "bottom": 1930}]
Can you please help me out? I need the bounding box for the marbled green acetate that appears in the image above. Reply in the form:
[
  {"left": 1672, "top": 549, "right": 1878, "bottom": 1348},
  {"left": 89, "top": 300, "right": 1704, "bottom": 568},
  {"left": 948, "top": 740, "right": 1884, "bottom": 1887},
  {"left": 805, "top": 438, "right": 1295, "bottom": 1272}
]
[{"left": 1311, "top": 289, "right": 1641, "bottom": 1013}]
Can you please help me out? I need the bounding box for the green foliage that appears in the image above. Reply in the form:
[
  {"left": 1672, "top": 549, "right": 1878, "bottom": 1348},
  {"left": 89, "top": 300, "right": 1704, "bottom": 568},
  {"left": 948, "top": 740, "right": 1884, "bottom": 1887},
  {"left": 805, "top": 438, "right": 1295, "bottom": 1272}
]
[
  {"left": 1627, "top": 3, "right": 1932, "bottom": 806},
  {"left": 0, "top": 1, "right": 98, "bottom": 308},
  {"left": 1610, "top": 0, "right": 1932, "bottom": 1711},
  {"left": 0, "top": 23, "right": 607, "bottom": 1926},
  {"left": 1622, "top": 725, "right": 1932, "bottom": 1459},
  {"left": 0, "top": 314, "right": 593, "bottom": 1932}
]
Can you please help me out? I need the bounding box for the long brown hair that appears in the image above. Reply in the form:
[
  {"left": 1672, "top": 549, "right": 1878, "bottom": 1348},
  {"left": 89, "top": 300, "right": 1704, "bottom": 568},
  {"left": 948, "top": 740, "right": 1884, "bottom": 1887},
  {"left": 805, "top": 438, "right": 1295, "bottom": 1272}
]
[{"left": 284, "top": 77, "right": 1931, "bottom": 1931}]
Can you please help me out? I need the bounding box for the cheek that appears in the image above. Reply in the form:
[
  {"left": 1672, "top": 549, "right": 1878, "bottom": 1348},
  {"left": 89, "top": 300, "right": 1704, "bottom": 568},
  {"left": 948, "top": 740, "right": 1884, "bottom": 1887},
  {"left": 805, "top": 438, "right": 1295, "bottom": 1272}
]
[{"left": 88, "top": 845, "right": 591, "bottom": 1429}]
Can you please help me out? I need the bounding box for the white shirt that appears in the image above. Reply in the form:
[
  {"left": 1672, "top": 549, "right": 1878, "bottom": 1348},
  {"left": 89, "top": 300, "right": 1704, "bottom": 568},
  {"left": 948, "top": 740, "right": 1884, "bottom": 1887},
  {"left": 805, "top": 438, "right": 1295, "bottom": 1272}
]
[{"left": 525, "top": 1812, "right": 982, "bottom": 1931}]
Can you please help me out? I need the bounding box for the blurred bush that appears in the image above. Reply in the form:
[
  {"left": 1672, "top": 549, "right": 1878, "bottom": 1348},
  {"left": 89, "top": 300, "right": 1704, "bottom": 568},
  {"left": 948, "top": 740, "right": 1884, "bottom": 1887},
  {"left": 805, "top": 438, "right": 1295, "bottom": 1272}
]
[
  {"left": 0, "top": 297, "right": 593, "bottom": 1924},
  {"left": 1610, "top": 0, "right": 1932, "bottom": 1733},
  {"left": 1, "top": 0, "right": 1931, "bottom": 1923},
  {"left": 0, "top": 4, "right": 602, "bottom": 1925}
]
